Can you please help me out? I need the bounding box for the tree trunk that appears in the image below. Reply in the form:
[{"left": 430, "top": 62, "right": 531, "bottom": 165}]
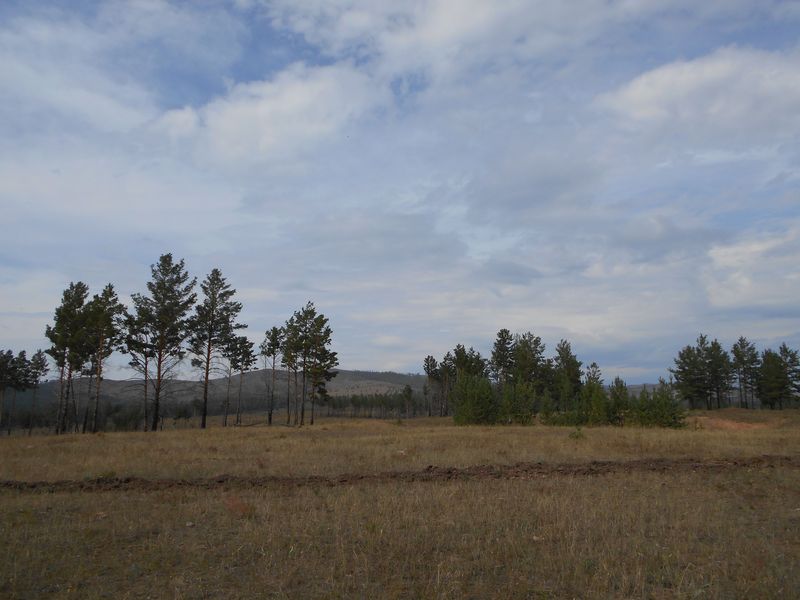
[
  {"left": 143, "top": 355, "right": 149, "bottom": 432},
  {"left": 151, "top": 347, "right": 164, "bottom": 432},
  {"left": 223, "top": 368, "right": 232, "bottom": 427},
  {"left": 28, "top": 385, "right": 37, "bottom": 436},
  {"left": 292, "top": 369, "right": 300, "bottom": 427},
  {"left": 235, "top": 370, "right": 243, "bottom": 426},
  {"left": 55, "top": 363, "right": 65, "bottom": 434},
  {"left": 201, "top": 339, "right": 212, "bottom": 429},
  {"left": 70, "top": 376, "right": 79, "bottom": 433},
  {"left": 286, "top": 369, "right": 291, "bottom": 425},
  {"left": 82, "top": 375, "right": 93, "bottom": 434},
  {"left": 268, "top": 360, "right": 276, "bottom": 426},
  {"left": 92, "top": 344, "right": 104, "bottom": 433},
  {"left": 310, "top": 376, "right": 316, "bottom": 426},
  {"left": 300, "top": 361, "right": 307, "bottom": 426},
  {"left": 7, "top": 388, "right": 16, "bottom": 435},
  {"left": 60, "top": 366, "right": 73, "bottom": 435}
]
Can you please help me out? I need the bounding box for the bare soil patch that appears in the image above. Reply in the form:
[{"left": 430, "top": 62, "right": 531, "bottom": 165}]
[{"left": 3, "top": 454, "right": 797, "bottom": 494}]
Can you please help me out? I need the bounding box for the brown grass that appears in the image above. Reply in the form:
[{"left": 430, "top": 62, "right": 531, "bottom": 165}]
[
  {"left": 1, "top": 409, "right": 799, "bottom": 598},
  {"left": 2, "top": 409, "right": 799, "bottom": 482}
]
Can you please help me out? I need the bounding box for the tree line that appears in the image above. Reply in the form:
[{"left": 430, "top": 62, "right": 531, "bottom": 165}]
[
  {"left": 671, "top": 334, "right": 800, "bottom": 410},
  {"left": 324, "top": 386, "right": 424, "bottom": 419},
  {"left": 0, "top": 349, "right": 49, "bottom": 435},
  {"left": 423, "top": 329, "right": 685, "bottom": 427},
  {"left": 8, "top": 253, "right": 338, "bottom": 435}
]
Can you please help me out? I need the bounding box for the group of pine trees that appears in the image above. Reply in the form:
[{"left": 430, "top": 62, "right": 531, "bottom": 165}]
[
  {"left": 0, "top": 349, "right": 49, "bottom": 434},
  {"left": 423, "top": 329, "right": 685, "bottom": 427},
  {"left": 672, "top": 335, "right": 800, "bottom": 409},
  {"left": 325, "top": 385, "right": 422, "bottom": 419},
  {"left": 25, "top": 253, "right": 337, "bottom": 434},
  {"left": 259, "top": 302, "right": 339, "bottom": 427}
]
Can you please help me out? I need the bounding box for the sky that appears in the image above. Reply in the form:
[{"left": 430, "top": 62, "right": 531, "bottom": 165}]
[{"left": 1, "top": 1, "right": 799, "bottom": 382}]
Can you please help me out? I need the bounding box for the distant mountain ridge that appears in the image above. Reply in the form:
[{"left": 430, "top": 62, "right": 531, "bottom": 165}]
[
  {"left": 19, "top": 369, "right": 428, "bottom": 412},
  {"left": 11, "top": 371, "right": 658, "bottom": 416}
]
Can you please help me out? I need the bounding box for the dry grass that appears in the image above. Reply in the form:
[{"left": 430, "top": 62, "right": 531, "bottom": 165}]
[
  {"left": 1, "top": 409, "right": 799, "bottom": 598},
  {"left": 1, "top": 409, "right": 798, "bottom": 482},
  {"left": 2, "top": 469, "right": 798, "bottom": 599}
]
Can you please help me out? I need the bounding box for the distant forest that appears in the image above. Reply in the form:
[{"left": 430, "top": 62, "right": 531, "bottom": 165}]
[
  {"left": 421, "top": 330, "right": 800, "bottom": 427},
  {"left": 1, "top": 253, "right": 798, "bottom": 434}
]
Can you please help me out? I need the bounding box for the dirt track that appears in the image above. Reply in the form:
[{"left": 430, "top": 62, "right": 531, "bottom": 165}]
[{"left": 1, "top": 455, "right": 798, "bottom": 494}]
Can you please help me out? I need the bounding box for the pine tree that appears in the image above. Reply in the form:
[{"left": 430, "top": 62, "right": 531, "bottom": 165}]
[
  {"left": 27, "top": 350, "right": 49, "bottom": 435},
  {"left": 228, "top": 335, "right": 256, "bottom": 425},
  {"left": 732, "top": 337, "right": 760, "bottom": 408},
  {"left": 132, "top": 254, "right": 196, "bottom": 431},
  {"left": 439, "top": 351, "right": 456, "bottom": 416},
  {"left": 490, "top": 328, "right": 514, "bottom": 386},
  {"left": 757, "top": 349, "right": 788, "bottom": 409},
  {"left": 583, "top": 363, "right": 607, "bottom": 425},
  {"left": 0, "top": 350, "right": 13, "bottom": 433},
  {"left": 553, "top": 339, "right": 582, "bottom": 412},
  {"left": 779, "top": 343, "right": 800, "bottom": 406},
  {"left": 85, "top": 284, "right": 126, "bottom": 433},
  {"left": 187, "top": 268, "right": 244, "bottom": 429},
  {"left": 260, "top": 326, "right": 284, "bottom": 426},
  {"left": 608, "top": 376, "right": 629, "bottom": 425},
  {"left": 45, "top": 282, "right": 90, "bottom": 433},
  {"left": 307, "top": 310, "right": 338, "bottom": 425},
  {"left": 706, "top": 339, "right": 733, "bottom": 409},
  {"left": 281, "top": 314, "right": 300, "bottom": 425},
  {"left": 671, "top": 336, "right": 711, "bottom": 409},
  {"left": 645, "top": 379, "right": 685, "bottom": 428},
  {"left": 453, "top": 374, "right": 496, "bottom": 425},
  {"left": 124, "top": 295, "right": 155, "bottom": 430},
  {"left": 512, "top": 332, "right": 547, "bottom": 391},
  {"left": 422, "top": 355, "right": 439, "bottom": 417},
  {"left": 6, "top": 351, "right": 31, "bottom": 434}
]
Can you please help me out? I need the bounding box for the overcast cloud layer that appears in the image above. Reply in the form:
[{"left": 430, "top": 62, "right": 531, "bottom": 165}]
[{"left": 1, "top": 1, "right": 799, "bottom": 381}]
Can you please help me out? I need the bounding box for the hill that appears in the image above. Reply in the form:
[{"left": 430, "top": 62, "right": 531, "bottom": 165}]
[{"left": 18, "top": 369, "right": 427, "bottom": 413}]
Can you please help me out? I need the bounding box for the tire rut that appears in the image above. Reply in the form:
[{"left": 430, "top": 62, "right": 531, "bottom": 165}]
[{"left": 2, "top": 455, "right": 798, "bottom": 494}]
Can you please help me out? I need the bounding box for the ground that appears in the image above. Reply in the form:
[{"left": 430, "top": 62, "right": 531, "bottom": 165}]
[{"left": 1, "top": 409, "right": 799, "bottom": 598}]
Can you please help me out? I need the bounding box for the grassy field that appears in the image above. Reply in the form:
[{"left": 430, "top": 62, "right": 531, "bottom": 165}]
[{"left": 1, "top": 410, "right": 799, "bottom": 598}]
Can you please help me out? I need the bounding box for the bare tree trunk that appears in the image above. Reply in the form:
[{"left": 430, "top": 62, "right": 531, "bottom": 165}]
[
  {"left": 82, "top": 375, "right": 93, "bottom": 433},
  {"left": 55, "top": 363, "right": 65, "bottom": 434},
  {"left": 143, "top": 355, "right": 149, "bottom": 432},
  {"left": 293, "top": 369, "right": 299, "bottom": 426},
  {"left": 70, "top": 376, "right": 80, "bottom": 433},
  {"left": 235, "top": 370, "right": 243, "bottom": 426},
  {"left": 60, "top": 366, "right": 72, "bottom": 435},
  {"left": 7, "top": 388, "right": 16, "bottom": 435},
  {"left": 300, "top": 362, "right": 307, "bottom": 426},
  {"left": 92, "top": 343, "right": 104, "bottom": 433},
  {"left": 286, "top": 369, "right": 291, "bottom": 425},
  {"left": 223, "top": 367, "right": 232, "bottom": 427},
  {"left": 201, "top": 339, "right": 212, "bottom": 429},
  {"left": 151, "top": 348, "right": 164, "bottom": 432},
  {"left": 268, "top": 360, "right": 276, "bottom": 426},
  {"left": 28, "top": 385, "right": 37, "bottom": 436}
]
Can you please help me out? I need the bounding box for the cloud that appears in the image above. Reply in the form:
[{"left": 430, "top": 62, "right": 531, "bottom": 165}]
[
  {"left": 706, "top": 221, "right": 800, "bottom": 312},
  {"left": 2, "top": 2, "right": 800, "bottom": 382},
  {"left": 598, "top": 46, "right": 800, "bottom": 147},
  {"left": 155, "top": 62, "right": 388, "bottom": 170}
]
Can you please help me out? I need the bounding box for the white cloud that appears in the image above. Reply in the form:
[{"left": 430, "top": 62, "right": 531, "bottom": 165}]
[
  {"left": 706, "top": 223, "right": 800, "bottom": 311},
  {"left": 156, "top": 62, "right": 388, "bottom": 169},
  {"left": 598, "top": 46, "right": 800, "bottom": 146},
  {"left": 2, "top": 2, "right": 800, "bottom": 380}
]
